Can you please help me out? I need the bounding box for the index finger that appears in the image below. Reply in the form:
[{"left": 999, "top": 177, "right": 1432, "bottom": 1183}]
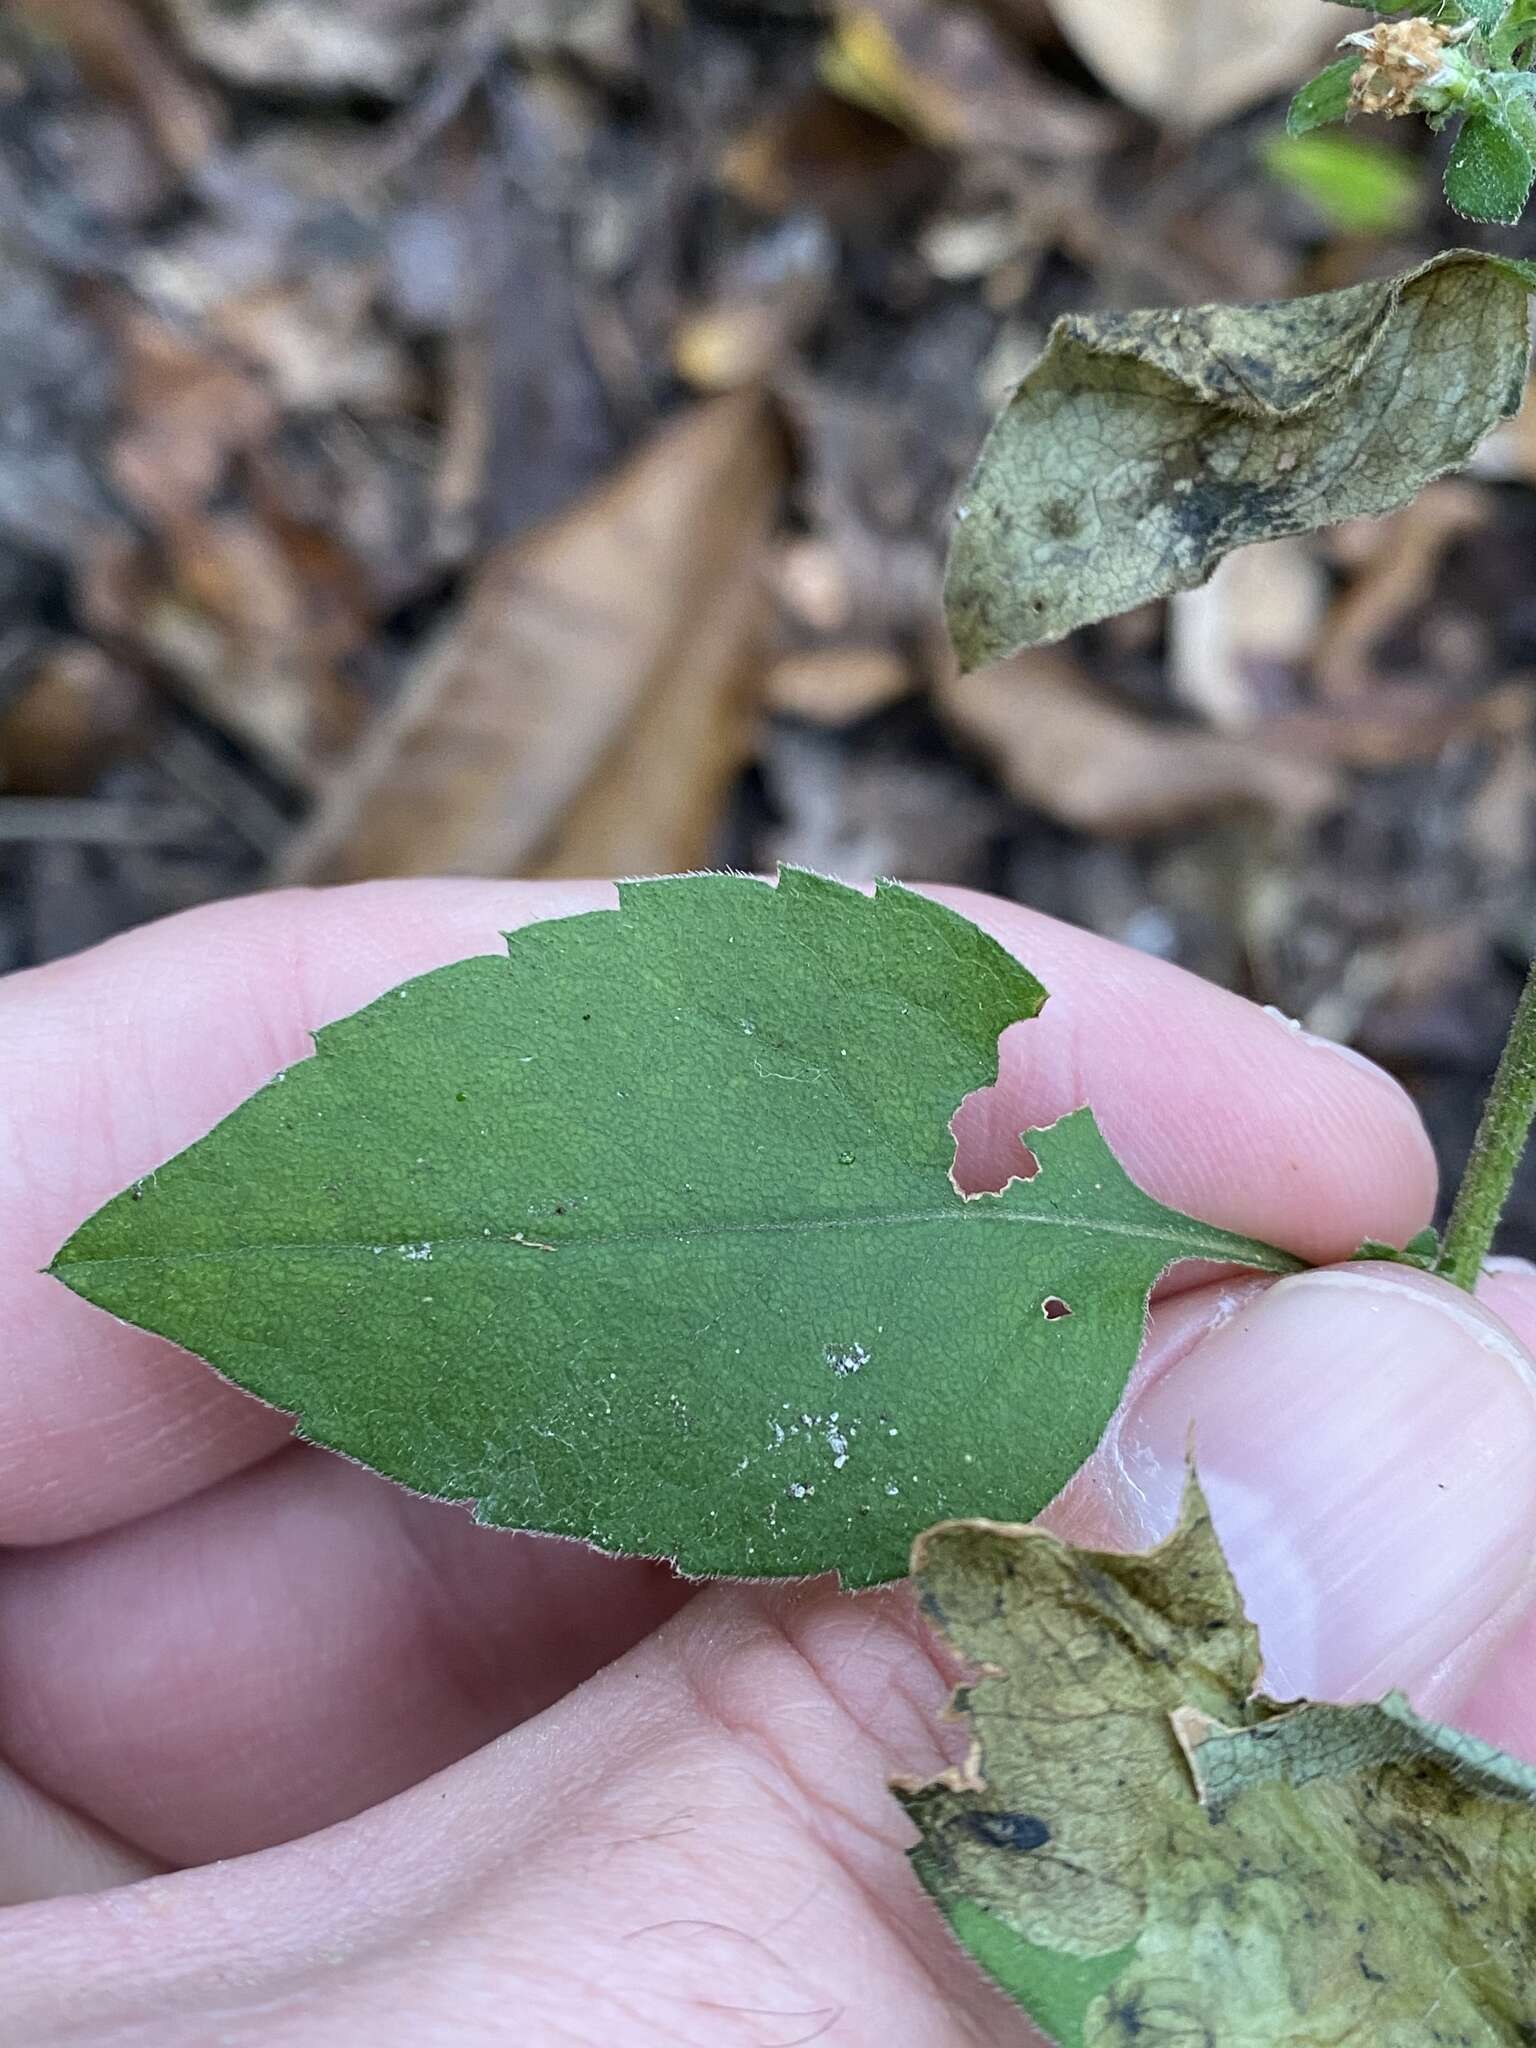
[{"left": 0, "top": 876, "right": 1436, "bottom": 1545}]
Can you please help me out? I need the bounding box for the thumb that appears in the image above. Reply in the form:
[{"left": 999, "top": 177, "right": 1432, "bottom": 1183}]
[{"left": 1054, "top": 1264, "right": 1536, "bottom": 1711}]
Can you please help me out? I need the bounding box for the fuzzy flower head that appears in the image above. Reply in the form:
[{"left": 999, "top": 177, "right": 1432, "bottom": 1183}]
[{"left": 1344, "top": 17, "right": 1458, "bottom": 117}]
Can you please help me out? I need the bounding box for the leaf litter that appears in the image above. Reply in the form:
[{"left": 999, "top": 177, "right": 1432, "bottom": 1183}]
[{"left": 897, "top": 1470, "right": 1536, "bottom": 2044}]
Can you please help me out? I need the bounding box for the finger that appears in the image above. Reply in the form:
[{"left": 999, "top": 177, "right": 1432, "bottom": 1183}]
[
  {"left": 929, "top": 885, "right": 1435, "bottom": 1259},
  {"left": 8, "top": 1254, "right": 1526, "bottom": 1881},
  {"left": 6, "top": 878, "right": 1435, "bottom": 1546},
  {"left": 7, "top": 1265, "right": 1528, "bottom": 2042},
  {"left": 1, "top": 878, "right": 612, "bottom": 1544},
  {"left": 1422, "top": 1260, "right": 1536, "bottom": 1761},
  {"left": 0, "top": 1444, "right": 686, "bottom": 1868},
  {"left": 1051, "top": 1262, "right": 1536, "bottom": 1710},
  {"left": 0, "top": 1763, "right": 157, "bottom": 1906},
  {"left": 0, "top": 1573, "right": 1038, "bottom": 2047}
]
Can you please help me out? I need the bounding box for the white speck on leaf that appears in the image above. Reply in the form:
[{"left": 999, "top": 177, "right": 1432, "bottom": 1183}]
[
  {"left": 825, "top": 1342, "right": 870, "bottom": 1376},
  {"left": 400, "top": 1243, "right": 433, "bottom": 1261}
]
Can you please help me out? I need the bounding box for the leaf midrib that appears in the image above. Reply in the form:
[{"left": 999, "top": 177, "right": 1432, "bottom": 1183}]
[{"left": 53, "top": 1202, "right": 1300, "bottom": 1277}]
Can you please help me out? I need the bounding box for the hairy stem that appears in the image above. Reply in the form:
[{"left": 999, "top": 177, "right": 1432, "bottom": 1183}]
[{"left": 1436, "top": 955, "right": 1536, "bottom": 1291}]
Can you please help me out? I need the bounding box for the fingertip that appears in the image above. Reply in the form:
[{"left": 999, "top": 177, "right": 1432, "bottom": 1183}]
[
  {"left": 1476, "top": 1257, "right": 1536, "bottom": 1354},
  {"left": 924, "top": 885, "right": 1438, "bottom": 1263},
  {"left": 2, "top": 880, "right": 614, "bottom": 1544}
]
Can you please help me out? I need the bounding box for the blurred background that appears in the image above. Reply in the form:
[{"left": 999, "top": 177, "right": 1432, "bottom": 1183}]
[{"left": 3, "top": 0, "right": 1536, "bottom": 1241}]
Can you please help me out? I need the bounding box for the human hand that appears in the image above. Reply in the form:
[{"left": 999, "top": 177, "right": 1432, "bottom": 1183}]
[{"left": 4, "top": 879, "right": 1536, "bottom": 2046}]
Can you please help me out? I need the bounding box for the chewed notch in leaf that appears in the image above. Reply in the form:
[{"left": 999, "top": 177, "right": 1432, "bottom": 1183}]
[
  {"left": 897, "top": 1473, "right": 1536, "bottom": 2044},
  {"left": 945, "top": 249, "right": 1536, "bottom": 670},
  {"left": 48, "top": 869, "right": 1295, "bottom": 1588}
]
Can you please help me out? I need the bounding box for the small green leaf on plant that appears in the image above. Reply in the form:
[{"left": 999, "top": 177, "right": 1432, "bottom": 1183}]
[
  {"left": 1464, "top": 0, "right": 1515, "bottom": 37},
  {"left": 945, "top": 250, "right": 1536, "bottom": 669},
  {"left": 1351, "top": 1224, "right": 1440, "bottom": 1269},
  {"left": 1445, "top": 102, "right": 1536, "bottom": 220},
  {"left": 1285, "top": 55, "right": 1364, "bottom": 137},
  {"left": 1264, "top": 130, "right": 1421, "bottom": 232},
  {"left": 896, "top": 1472, "right": 1536, "bottom": 2045},
  {"left": 48, "top": 870, "right": 1296, "bottom": 1587},
  {"left": 1493, "top": 0, "right": 1536, "bottom": 64}
]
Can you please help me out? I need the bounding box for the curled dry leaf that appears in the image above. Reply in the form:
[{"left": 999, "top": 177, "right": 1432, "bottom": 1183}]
[
  {"left": 939, "top": 647, "right": 1339, "bottom": 834},
  {"left": 946, "top": 251, "right": 1536, "bottom": 671},
  {"left": 279, "top": 392, "right": 785, "bottom": 883},
  {"left": 1045, "top": 0, "right": 1356, "bottom": 128},
  {"left": 898, "top": 1472, "right": 1536, "bottom": 2045}
]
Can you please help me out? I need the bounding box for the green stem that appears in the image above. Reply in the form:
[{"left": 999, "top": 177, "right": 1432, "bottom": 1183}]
[{"left": 1436, "top": 955, "right": 1536, "bottom": 1291}]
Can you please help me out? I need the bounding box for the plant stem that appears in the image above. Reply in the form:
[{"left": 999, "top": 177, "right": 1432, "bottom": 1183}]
[{"left": 1436, "top": 955, "right": 1536, "bottom": 1291}]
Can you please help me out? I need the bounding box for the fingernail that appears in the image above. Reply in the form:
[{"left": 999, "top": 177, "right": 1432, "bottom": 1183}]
[
  {"left": 1106, "top": 1267, "right": 1536, "bottom": 1704},
  {"left": 1483, "top": 1255, "right": 1536, "bottom": 1279}
]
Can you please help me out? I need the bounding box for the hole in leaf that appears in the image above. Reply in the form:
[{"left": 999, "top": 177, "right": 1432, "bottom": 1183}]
[{"left": 1041, "top": 1296, "right": 1071, "bottom": 1321}]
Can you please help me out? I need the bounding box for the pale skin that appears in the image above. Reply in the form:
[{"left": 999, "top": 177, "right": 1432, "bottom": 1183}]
[{"left": 5, "top": 878, "right": 1536, "bottom": 2045}]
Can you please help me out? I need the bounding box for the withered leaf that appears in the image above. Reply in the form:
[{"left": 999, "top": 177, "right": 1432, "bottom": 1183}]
[
  {"left": 945, "top": 250, "right": 1536, "bottom": 670},
  {"left": 897, "top": 1473, "right": 1536, "bottom": 2044}
]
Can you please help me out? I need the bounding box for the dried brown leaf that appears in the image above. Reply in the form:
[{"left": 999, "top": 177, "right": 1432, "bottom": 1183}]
[
  {"left": 1044, "top": 0, "right": 1357, "bottom": 129},
  {"left": 940, "top": 647, "right": 1339, "bottom": 834},
  {"left": 1315, "top": 482, "right": 1488, "bottom": 702},
  {"left": 108, "top": 309, "right": 276, "bottom": 527},
  {"left": 162, "top": 0, "right": 458, "bottom": 98},
  {"left": 0, "top": 643, "right": 146, "bottom": 797},
  {"left": 279, "top": 392, "right": 786, "bottom": 884},
  {"left": 766, "top": 648, "right": 912, "bottom": 725},
  {"left": 16, "top": 0, "right": 222, "bottom": 173},
  {"left": 1168, "top": 538, "right": 1328, "bottom": 731},
  {"left": 826, "top": 0, "right": 1126, "bottom": 157}
]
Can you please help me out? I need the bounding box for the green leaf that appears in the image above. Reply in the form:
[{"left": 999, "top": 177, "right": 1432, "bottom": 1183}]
[
  {"left": 1285, "top": 56, "right": 1363, "bottom": 138},
  {"left": 1492, "top": 0, "right": 1536, "bottom": 61},
  {"left": 1351, "top": 1223, "right": 1440, "bottom": 1269},
  {"left": 944, "top": 250, "right": 1535, "bottom": 668},
  {"left": 1445, "top": 106, "right": 1536, "bottom": 220},
  {"left": 47, "top": 870, "right": 1296, "bottom": 1587},
  {"left": 1264, "top": 131, "right": 1421, "bottom": 234},
  {"left": 1461, "top": 0, "right": 1510, "bottom": 34},
  {"left": 896, "top": 1473, "right": 1536, "bottom": 2044},
  {"left": 1331, "top": 0, "right": 1476, "bottom": 18}
]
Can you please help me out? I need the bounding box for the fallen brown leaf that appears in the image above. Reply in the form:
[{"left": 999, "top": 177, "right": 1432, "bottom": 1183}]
[
  {"left": 16, "top": 0, "right": 222, "bottom": 174},
  {"left": 823, "top": 0, "right": 1126, "bottom": 158},
  {"left": 162, "top": 0, "right": 455, "bottom": 98},
  {"left": 1169, "top": 538, "right": 1328, "bottom": 730},
  {"left": 278, "top": 391, "right": 786, "bottom": 883},
  {"left": 108, "top": 306, "right": 275, "bottom": 526},
  {"left": 1044, "top": 0, "right": 1355, "bottom": 128},
  {"left": 0, "top": 642, "right": 147, "bottom": 796},
  {"left": 940, "top": 646, "right": 1339, "bottom": 834},
  {"left": 766, "top": 647, "right": 912, "bottom": 725},
  {"left": 1315, "top": 482, "right": 1487, "bottom": 702}
]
